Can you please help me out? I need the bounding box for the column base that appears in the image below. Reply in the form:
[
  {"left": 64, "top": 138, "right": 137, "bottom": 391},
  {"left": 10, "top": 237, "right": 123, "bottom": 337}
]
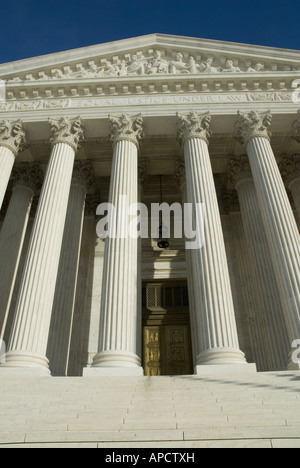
[
  {"left": 195, "top": 347, "right": 256, "bottom": 375},
  {"left": 0, "top": 350, "right": 51, "bottom": 376},
  {"left": 83, "top": 350, "right": 144, "bottom": 376},
  {"left": 196, "top": 347, "right": 249, "bottom": 366}
]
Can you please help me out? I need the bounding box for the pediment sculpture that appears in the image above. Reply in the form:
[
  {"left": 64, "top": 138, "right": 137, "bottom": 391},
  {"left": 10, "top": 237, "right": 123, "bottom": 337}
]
[{"left": 8, "top": 49, "right": 299, "bottom": 82}]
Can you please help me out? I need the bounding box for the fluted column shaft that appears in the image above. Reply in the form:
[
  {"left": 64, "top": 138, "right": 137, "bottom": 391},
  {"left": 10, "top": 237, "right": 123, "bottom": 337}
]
[
  {"left": 92, "top": 140, "right": 141, "bottom": 370},
  {"left": 247, "top": 138, "right": 300, "bottom": 362},
  {"left": 0, "top": 147, "right": 15, "bottom": 210},
  {"left": 88, "top": 114, "right": 144, "bottom": 375},
  {"left": 177, "top": 112, "right": 247, "bottom": 369},
  {"left": 279, "top": 155, "right": 300, "bottom": 221},
  {"left": 47, "top": 162, "right": 94, "bottom": 376},
  {"left": 235, "top": 111, "right": 300, "bottom": 369},
  {"left": 0, "top": 164, "right": 43, "bottom": 340},
  {"left": 175, "top": 162, "right": 198, "bottom": 368},
  {"left": 229, "top": 160, "right": 290, "bottom": 370},
  {"left": 68, "top": 194, "right": 101, "bottom": 376},
  {"left": 1, "top": 117, "right": 84, "bottom": 374},
  {"left": 0, "top": 186, "right": 34, "bottom": 338},
  {"left": 50, "top": 181, "right": 86, "bottom": 375}
]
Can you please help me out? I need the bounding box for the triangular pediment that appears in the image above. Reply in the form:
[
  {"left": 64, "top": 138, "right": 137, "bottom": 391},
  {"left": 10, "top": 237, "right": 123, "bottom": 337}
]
[
  {"left": 1, "top": 34, "right": 300, "bottom": 81},
  {"left": 0, "top": 34, "right": 299, "bottom": 103}
]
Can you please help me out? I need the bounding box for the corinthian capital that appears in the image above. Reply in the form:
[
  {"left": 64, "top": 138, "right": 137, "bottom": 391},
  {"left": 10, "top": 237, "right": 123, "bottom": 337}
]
[
  {"left": 49, "top": 117, "right": 85, "bottom": 151},
  {"left": 227, "top": 155, "right": 252, "bottom": 188},
  {"left": 109, "top": 114, "right": 144, "bottom": 147},
  {"left": 72, "top": 161, "right": 95, "bottom": 190},
  {"left": 234, "top": 111, "right": 272, "bottom": 145},
  {"left": 177, "top": 112, "right": 211, "bottom": 145},
  {"left": 279, "top": 154, "right": 300, "bottom": 188},
  {"left": 0, "top": 120, "right": 27, "bottom": 156},
  {"left": 12, "top": 162, "right": 44, "bottom": 193}
]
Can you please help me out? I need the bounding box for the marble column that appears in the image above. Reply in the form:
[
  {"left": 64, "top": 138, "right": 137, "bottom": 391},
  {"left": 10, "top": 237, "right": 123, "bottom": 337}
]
[
  {"left": 0, "top": 120, "right": 27, "bottom": 210},
  {"left": 47, "top": 161, "right": 95, "bottom": 376},
  {"left": 86, "top": 114, "right": 144, "bottom": 376},
  {"left": 0, "top": 163, "right": 43, "bottom": 340},
  {"left": 68, "top": 194, "right": 101, "bottom": 376},
  {"left": 1, "top": 117, "right": 84, "bottom": 375},
  {"left": 137, "top": 158, "right": 147, "bottom": 362},
  {"left": 279, "top": 154, "right": 300, "bottom": 221},
  {"left": 222, "top": 196, "right": 258, "bottom": 367},
  {"left": 228, "top": 155, "right": 290, "bottom": 370},
  {"left": 235, "top": 111, "right": 300, "bottom": 369},
  {"left": 177, "top": 112, "right": 249, "bottom": 372},
  {"left": 175, "top": 159, "right": 197, "bottom": 368}
]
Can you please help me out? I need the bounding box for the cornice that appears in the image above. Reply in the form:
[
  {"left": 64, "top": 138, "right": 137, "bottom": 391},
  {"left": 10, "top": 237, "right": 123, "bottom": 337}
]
[{"left": 2, "top": 73, "right": 298, "bottom": 102}]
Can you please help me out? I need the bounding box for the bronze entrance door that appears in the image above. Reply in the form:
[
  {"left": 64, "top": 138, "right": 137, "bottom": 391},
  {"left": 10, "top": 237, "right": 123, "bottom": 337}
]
[{"left": 142, "top": 283, "right": 193, "bottom": 376}]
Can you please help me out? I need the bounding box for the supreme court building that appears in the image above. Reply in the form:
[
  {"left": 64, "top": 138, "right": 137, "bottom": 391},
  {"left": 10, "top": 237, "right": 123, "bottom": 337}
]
[{"left": 0, "top": 33, "right": 299, "bottom": 379}]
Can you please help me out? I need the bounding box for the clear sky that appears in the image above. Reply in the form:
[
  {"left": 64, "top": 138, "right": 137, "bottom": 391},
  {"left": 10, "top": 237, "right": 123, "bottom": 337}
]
[{"left": 0, "top": 0, "right": 299, "bottom": 64}]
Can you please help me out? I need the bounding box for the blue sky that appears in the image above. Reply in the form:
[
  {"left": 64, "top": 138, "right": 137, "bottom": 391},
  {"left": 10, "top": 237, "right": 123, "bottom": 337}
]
[{"left": 0, "top": 0, "right": 299, "bottom": 64}]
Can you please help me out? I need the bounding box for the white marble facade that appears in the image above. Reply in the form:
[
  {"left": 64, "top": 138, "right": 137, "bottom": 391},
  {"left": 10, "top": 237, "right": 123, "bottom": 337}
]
[{"left": 0, "top": 34, "right": 299, "bottom": 376}]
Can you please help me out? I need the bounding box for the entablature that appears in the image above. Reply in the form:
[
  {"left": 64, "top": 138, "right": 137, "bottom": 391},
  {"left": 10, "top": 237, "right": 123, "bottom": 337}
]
[{"left": 2, "top": 71, "right": 299, "bottom": 102}]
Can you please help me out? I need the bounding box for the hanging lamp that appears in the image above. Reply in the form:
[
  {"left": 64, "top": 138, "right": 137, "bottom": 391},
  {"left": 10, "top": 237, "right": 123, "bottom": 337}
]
[{"left": 157, "top": 175, "right": 170, "bottom": 249}]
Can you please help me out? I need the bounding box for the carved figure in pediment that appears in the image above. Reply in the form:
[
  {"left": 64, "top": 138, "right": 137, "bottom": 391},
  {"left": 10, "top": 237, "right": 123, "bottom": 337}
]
[
  {"left": 118, "top": 60, "right": 128, "bottom": 76},
  {"left": 187, "top": 56, "right": 200, "bottom": 74},
  {"left": 127, "top": 55, "right": 147, "bottom": 75},
  {"left": 52, "top": 68, "right": 69, "bottom": 79},
  {"left": 81, "top": 63, "right": 101, "bottom": 78},
  {"left": 146, "top": 50, "right": 169, "bottom": 74},
  {"left": 199, "top": 58, "right": 220, "bottom": 73},
  {"left": 247, "top": 63, "right": 264, "bottom": 73},
  {"left": 170, "top": 53, "right": 189, "bottom": 74},
  {"left": 101, "top": 60, "right": 119, "bottom": 77},
  {"left": 222, "top": 60, "right": 241, "bottom": 73}
]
